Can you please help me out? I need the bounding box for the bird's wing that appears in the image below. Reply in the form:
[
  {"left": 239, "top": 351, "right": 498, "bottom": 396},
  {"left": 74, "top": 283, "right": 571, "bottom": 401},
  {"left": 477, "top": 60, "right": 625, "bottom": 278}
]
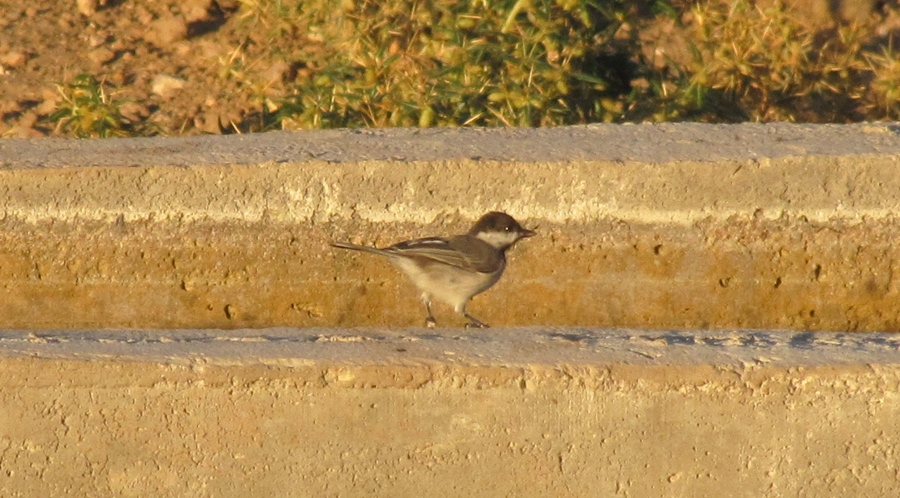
[{"left": 387, "top": 236, "right": 501, "bottom": 273}]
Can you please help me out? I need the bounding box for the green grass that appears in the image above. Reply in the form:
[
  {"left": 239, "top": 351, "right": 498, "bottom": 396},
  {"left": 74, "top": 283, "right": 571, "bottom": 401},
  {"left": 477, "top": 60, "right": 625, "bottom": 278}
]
[
  {"left": 673, "top": 0, "right": 883, "bottom": 122},
  {"left": 257, "top": 0, "right": 640, "bottom": 128},
  {"left": 49, "top": 74, "right": 156, "bottom": 138},
  {"left": 47, "top": 0, "right": 900, "bottom": 135}
]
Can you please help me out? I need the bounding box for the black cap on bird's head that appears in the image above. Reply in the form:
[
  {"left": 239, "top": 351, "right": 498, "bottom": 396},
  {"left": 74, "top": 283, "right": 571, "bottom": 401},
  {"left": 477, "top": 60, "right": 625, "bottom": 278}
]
[{"left": 468, "top": 211, "right": 535, "bottom": 249}]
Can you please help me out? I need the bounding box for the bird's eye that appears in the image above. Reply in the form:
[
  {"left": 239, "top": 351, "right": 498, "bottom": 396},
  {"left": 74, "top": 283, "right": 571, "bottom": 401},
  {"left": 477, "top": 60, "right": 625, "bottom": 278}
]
[{"left": 504, "top": 226, "right": 510, "bottom": 231}]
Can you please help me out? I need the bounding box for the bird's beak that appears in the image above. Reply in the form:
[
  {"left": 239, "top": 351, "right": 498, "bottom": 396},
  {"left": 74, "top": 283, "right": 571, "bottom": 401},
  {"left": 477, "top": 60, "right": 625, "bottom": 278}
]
[{"left": 521, "top": 228, "right": 536, "bottom": 238}]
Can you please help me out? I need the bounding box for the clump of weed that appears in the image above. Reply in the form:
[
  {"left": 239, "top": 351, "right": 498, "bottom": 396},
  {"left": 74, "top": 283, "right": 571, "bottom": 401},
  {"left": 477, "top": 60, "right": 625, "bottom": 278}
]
[
  {"left": 235, "top": 0, "right": 900, "bottom": 129},
  {"left": 48, "top": 74, "right": 156, "bottom": 138},
  {"left": 864, "top": 42, "right": 900, "bottom": 118},
  {"left": 238, "top": 0, "right": 644, "bottom": 129},
  {"left": 645, "top": 0, "right": 891, "bottom": 122},
  {"left": 47, "top": 1, "right": 900, "bottom": 136}
]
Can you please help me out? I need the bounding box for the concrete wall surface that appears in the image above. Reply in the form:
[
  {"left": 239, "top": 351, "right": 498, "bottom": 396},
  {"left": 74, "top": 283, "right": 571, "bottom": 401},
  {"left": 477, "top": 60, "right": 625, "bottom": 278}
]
[
  {"left": 1, "top": 328, "right": 899, "bottom": 497},
  {"left": 3, "top": 124, "right": 900, "bottom": 495},
  {"left": 3, "top": 123, "right": 900, "bottom": 330}
]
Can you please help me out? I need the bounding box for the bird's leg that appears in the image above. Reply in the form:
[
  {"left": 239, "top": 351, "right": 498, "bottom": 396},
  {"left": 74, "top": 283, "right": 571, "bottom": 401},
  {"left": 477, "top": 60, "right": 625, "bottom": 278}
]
[
  {"left": 423, "top": 299, "right": 437, "bottom": 328},
  {"left": 464, "top": 313, "right": 489, "bottom": 329}
]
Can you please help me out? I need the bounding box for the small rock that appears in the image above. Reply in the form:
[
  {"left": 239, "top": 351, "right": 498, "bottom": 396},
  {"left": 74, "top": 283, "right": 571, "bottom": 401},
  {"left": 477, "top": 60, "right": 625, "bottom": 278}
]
[
  {"left": 119, "top": 101, "right": 150, "bottom": 122},
  {"left": 134, "top": 44, "right": 150, "bottom": 58},
  {"left": 0, "top": 51, "right": 26, "bottom": 68},
  {"left": 135, "top": 6, "right": 153, "bottom": 25},
  {"left": 173, "top": 42, "right": 192, "bottom": 56},
  {"left": 151, "top": 74, "right": 187, "bottom": 97},
  {"left": 183, "top": 0, "right": 215, "bottom": 23},
  {"left": 0, "top": 100, "right": 22, "bottom": 115},
  {"left": 88, "top": 47, "right": 116, "bottom": 65},
  {"left": 148, "top": 15, "right": 188, "bottom": 47},
  {"left": 198, "top": 40, "right": 224, "bottom": 59},
  {"left": 4, "top": 9, "right": 23, "bottom": 24},
  {"left": 106, "top": 69, "right": 126, "bottom": 87},
  {"left": 215, "top": 0, "right": 241, "bottom": 10},
  {"left": 262, "top": 61, "right": 289, "bottom": 86},
  {"left": 35, "top": 97, "right": 59, "bottom": 116},
  {"left": 195, "top": 112, "right": 223, "bottom": 134},
  {"left": 57, "top": 13, "right": 74, "bottom": 29},
  {"left": 16, "top": 111, "right": 38, "bottom": 129},
  {"left": 4, "top": 125, "right": 45, "bottom": 138},
  {"left": 88, "top": 34, "right": 108, "bottom": 48},
  {"left": 76, "top": 0, "right": 98, "bottom": 16}
]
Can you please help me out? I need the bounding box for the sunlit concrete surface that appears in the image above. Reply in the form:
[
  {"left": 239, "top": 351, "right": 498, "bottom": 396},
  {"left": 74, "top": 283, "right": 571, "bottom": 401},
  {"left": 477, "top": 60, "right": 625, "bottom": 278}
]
[
  {"left": 3, "top": 124, "right": 900, "bottom": 330},
  {"left": 1, "top": 327, "right": 899, "bottom": 497},
  {"left": 3, "top": 124, "right": 900, "bottom": 495}
]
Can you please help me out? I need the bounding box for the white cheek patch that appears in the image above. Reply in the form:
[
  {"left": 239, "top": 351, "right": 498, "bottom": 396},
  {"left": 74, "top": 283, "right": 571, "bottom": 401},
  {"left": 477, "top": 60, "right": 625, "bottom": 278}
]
[{"left": 475, "top": 230, "right": 520, "bottom": 249}]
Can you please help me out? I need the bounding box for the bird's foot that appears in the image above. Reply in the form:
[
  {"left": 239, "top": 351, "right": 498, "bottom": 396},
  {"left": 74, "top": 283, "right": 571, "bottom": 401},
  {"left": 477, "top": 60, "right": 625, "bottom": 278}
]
[
  {"left": 425, "top": 316, "right": 437, "bottom": 328},
  {"left": 464, "top": 314, "right": 489, "bottom": 328}
]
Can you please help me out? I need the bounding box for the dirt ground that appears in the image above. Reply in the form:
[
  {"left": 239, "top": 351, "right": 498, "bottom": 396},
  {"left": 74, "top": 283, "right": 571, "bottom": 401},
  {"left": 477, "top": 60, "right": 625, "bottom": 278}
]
[
  {"left": 0, "top": 0, "right": 896, "bottom": 138},
  {"left": 0, "top": 0, "right": 265, "bottom": 137}
]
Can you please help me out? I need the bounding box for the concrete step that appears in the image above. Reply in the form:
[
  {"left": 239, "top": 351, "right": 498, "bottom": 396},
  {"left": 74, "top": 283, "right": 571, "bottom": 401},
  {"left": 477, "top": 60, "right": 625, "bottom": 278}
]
[
  {"left": 3, "top": 123, "right": 900, "bottom": 495},
  {"left": 3, "top": 123, "right": 900, "bottom": 330},
  {"left": 1, "top": 327, "right": 899, "bottom": 497}
]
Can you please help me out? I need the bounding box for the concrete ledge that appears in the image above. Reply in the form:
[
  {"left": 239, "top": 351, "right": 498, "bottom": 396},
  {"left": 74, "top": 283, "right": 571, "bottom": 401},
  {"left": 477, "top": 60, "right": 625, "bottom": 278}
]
[
  {"left": 0, "top": 124, "right": 900, "bottom": 331},
  {"left": 4, "top": 125, "right": 900, "bottom": 494},
  {"left": 3, "top": 124, "right": 900, "bottom": 329},
  {"left": 2, "top": 328, "right": 899, "bottom": 496},
  {"left": 4, "top": 123, "right": 900, "bottom": 225}
]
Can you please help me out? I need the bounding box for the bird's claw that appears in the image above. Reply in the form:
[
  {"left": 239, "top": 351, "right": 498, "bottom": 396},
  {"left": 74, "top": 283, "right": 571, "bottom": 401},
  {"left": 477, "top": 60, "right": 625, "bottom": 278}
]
[{"left": 463, "top": 312, "right": 489, "bottom": 328}]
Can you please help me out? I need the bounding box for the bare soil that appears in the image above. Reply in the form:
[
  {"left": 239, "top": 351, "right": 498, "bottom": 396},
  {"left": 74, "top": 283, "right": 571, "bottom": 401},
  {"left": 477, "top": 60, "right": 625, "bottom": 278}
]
[{"left": 0, "top": 0, "right": 268, "bottom": 137}]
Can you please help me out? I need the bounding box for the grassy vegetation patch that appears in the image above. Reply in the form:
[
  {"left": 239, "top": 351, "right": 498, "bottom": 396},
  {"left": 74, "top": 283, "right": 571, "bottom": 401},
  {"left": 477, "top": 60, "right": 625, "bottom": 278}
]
[{"left": 44, "top": 0, "right": 900, "bottom": 135}]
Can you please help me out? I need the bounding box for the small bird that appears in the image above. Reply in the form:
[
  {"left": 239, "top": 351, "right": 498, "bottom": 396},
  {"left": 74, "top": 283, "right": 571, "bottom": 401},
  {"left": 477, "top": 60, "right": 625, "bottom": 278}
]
[{"left": 331, "top": 211, "right": 535, "bottom": 328}]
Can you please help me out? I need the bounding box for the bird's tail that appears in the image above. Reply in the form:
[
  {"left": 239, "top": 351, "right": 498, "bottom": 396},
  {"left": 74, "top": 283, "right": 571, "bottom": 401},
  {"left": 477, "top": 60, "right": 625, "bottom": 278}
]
[{"left": 330, "top": 241, "right": 391, "bottom": 257}]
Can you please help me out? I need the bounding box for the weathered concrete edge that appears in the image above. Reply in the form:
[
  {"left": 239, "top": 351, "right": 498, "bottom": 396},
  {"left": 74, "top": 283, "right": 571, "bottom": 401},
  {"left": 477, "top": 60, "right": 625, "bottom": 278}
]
[
  {"left": 3, "top": 123, "right": 900, "bottom": 168},
  {"left": 3, "top": 123, "right": 900, "bottom": 226},
  {"left": 2, "top": 328, "right": 899, "bottom": 373},
  {"left": 4, "top": 328, "right": 900, "bottom": 497}
]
